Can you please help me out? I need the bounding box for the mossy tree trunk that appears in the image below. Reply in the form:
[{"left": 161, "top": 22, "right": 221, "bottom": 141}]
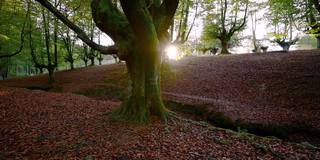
[
  {"left": 91, "top": 0, "right": 178, "bottom": 123},
  {"left": 115, "top": 49, "right": 168, "bottom": 123},
  {"left": 36, "top": 0, "right": 179, "bottom": 123},
  {"left": 109, "top": 0, "right": 176, "bottom": 123},
  {"left": 29, "top": 3, "right": 58, "bottom": 85}
]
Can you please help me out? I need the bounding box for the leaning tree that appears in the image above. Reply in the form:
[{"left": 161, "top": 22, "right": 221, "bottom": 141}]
[{"left": 35, "top": 0, "right": 179, "bottom": 123}]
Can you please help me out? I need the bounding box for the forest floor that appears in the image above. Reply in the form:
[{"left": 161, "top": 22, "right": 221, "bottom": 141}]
[{"left": 1, "top": 50, "right": 320, "bottom": 159}]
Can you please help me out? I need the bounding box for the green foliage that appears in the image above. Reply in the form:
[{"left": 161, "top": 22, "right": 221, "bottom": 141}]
[
  {"left": 268, "top": 0, "right": 298, "bottom": 25},
  {"left": 268, "top": 0, "right": 320, "bottom": 43},
  {"left": 0, "top": 34, "right": 9, "bottom": 41},
  {"left": 0, "top": 0, "right": 101, "bottom": 77},
  {"left": 297, "top": 35, "right": 318, "bottom": 48}
]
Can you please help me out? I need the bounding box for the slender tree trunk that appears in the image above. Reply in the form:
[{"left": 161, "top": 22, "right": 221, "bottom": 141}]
[
  {"left": 90, "top": 57, "right": 95, "bottom": 66},
  {"left": 48, "top": 67, "right": 54, "bottom": 84},
  {"left": 170, "top": 19, "right": 174, "bottom": 42},
  {"left": 70, "top": 61, "right": 74, "bottom": 70},
  {"left": 317, "top": 37, "right": 320, "bottom": 49}
]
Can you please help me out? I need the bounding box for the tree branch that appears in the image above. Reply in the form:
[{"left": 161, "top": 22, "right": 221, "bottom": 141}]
[
  {"left": 0, "top": 5, "right": 28, "bottom": 59},
  {"left": 35, "top": 0, "right": 117, "bottom": 55},
  {"left": 0, "top": 27, "right": 25, "bottom": 58},
  {"left": 158, "top": 0, "right": 180, "bottom": 34},
  {"left": 312, "top": 0, "right": 320, "bottom": 14},
  {"left": 229, "top": 0, "right": 248, "bottom": 37}
]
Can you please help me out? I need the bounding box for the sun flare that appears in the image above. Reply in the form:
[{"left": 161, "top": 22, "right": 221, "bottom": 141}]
[{"left": 165, "top": 45, "right": 178, "bottom": 60}]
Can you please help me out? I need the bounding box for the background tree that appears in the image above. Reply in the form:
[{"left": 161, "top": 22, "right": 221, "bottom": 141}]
[
  {"left": 303, "top": 0, "right": 320, "bottom": 48},
  {"left": 28, "top": 1, "right": 58, "bottom": 84},
  {"left": 202, "top": 0, "right": 249, "bottom": 54},
  {"left": 81, "top": 44, "right": 89, "bottom": 67},
  {"left": 248, "top": 1, "right": 265, "bottom": 53},
  {"left": 268, "top": 0, "right": 300, "bottom": 51},
  {"left": 171, "top": 0, "right": 200, "bottom": 44},
  {"left": 61, "top": 28, "right": 76, "bottom": 70},
  {"left": 0, "top": 0, "right": 30, "bottom": 78},
  {"left": 268, "top": 0, "right": 320, "bottom": 49},
  {"left": 87, "top": 21, "right": 97, "bottom": 66},
  {"left": 0, "top": 0, "right": 27, "bottom": 58}
]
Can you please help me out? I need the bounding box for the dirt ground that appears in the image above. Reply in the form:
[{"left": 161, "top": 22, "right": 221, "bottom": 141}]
[{"left": 1, "top": 50, "right": 320, "bottom": 159}]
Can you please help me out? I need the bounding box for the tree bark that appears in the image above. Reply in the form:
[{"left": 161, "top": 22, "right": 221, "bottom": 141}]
[
  {"left": 70, "top": 61, "right": 74, "bottom": 70},
  {"left": 114, "top": 47, "right": 168, "bottom": 123},
  {"left": 90, "top": 57, "right": 95, "bottom": 66},
  {"left": 47, "top": 67, "right": 54, "bottom": 84},
  {"left": 220, "top": 39, "right": 230, "bottom": 54}
]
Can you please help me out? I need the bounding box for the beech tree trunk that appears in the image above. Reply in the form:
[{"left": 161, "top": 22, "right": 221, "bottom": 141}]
[
  {"left": 115, "top": 48, "right": 168, "bottom": 123},
  {"left": 220, "top": 39, "right": 230, "bottom": 54}
]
